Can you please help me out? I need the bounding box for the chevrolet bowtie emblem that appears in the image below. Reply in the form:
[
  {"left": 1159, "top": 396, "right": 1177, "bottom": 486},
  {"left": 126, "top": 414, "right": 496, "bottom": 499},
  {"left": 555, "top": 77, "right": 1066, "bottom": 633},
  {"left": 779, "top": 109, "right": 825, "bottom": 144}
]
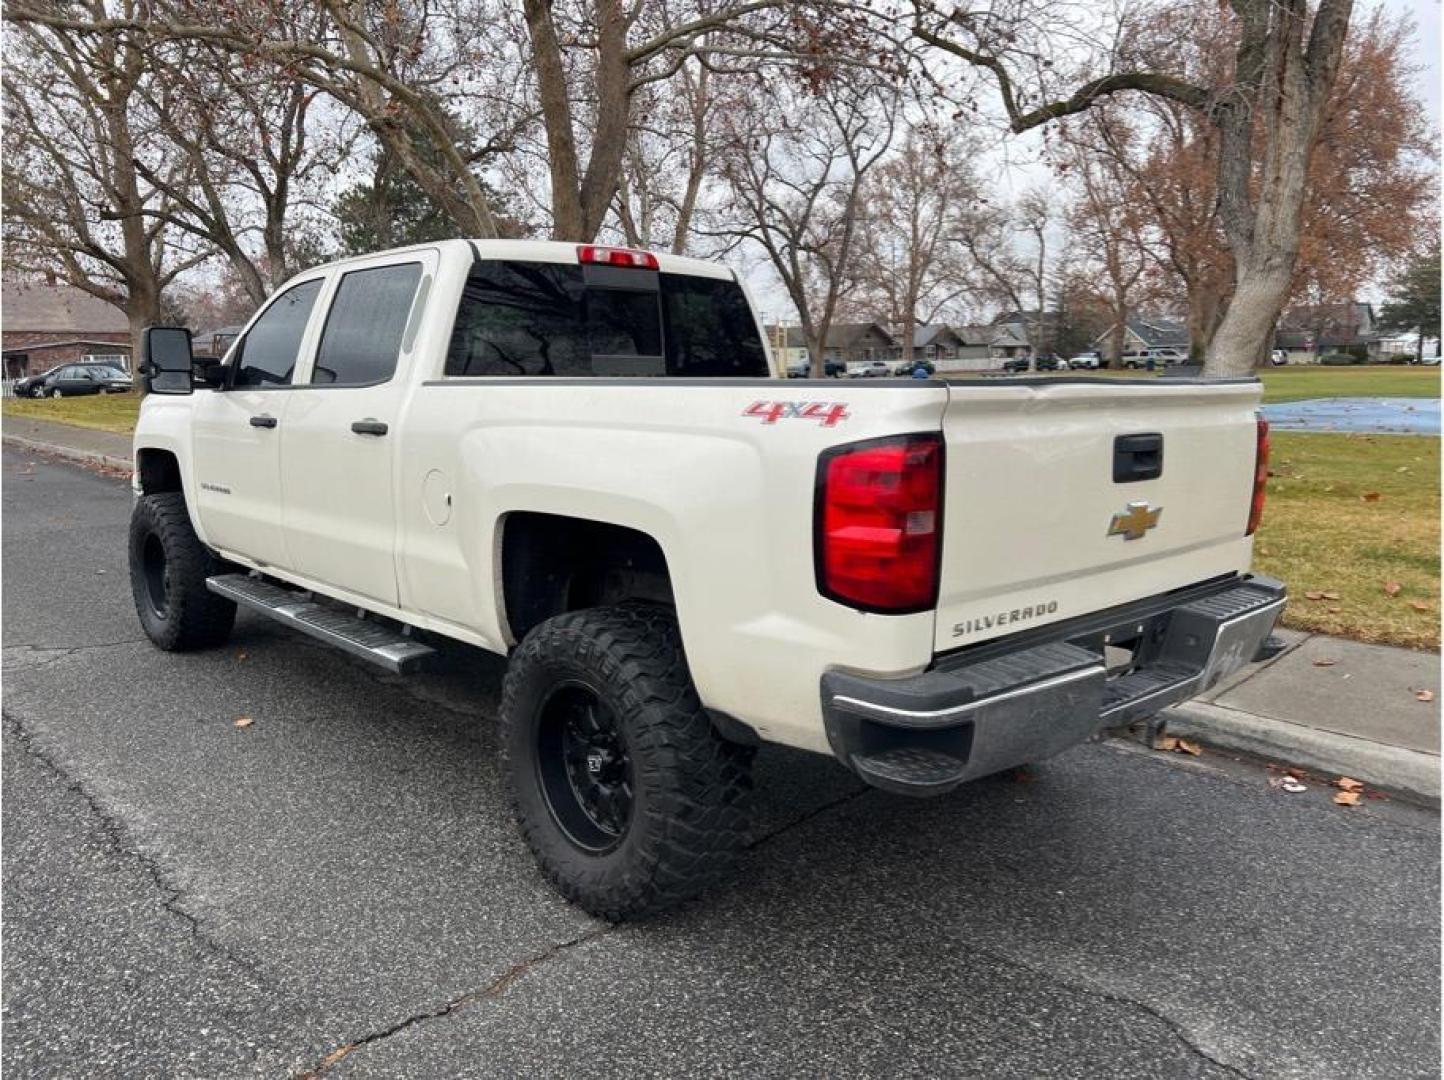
[{"left": 1108, "top": 501, "right": 1163, "bottom": 541}]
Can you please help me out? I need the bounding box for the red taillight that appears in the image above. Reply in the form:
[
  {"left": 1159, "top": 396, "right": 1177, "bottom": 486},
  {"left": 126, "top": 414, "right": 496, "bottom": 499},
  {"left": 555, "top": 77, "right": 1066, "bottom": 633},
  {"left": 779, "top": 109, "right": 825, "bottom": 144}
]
[
  {"left": 1247, "top": 414, "right": 1270, "bottom": 536},
  {"left": 576, "top": 244, "right": 659, "bottom": 270},
  {"left": 816, "top": 434, "right": 943, "bottom": 613}
]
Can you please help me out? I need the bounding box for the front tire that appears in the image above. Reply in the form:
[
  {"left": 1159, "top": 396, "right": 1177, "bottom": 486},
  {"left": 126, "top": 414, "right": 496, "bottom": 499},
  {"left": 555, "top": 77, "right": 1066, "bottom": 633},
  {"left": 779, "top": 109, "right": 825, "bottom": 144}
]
[
  {"left": 128, "top": 492, "right": 236, "bottom": 650},
  {"left": 500, "top": 605, "right": 754, "bottom": 920}
]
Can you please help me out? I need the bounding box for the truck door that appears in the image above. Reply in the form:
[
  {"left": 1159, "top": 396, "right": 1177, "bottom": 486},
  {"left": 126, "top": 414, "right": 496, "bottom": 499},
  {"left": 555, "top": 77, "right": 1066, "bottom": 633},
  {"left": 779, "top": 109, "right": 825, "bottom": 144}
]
[
  {"left": 279, "top": 255, "right": 432, "bottom": 608},
  {"left": 192, "top": 276, "right": 327, "bottom": 571}
]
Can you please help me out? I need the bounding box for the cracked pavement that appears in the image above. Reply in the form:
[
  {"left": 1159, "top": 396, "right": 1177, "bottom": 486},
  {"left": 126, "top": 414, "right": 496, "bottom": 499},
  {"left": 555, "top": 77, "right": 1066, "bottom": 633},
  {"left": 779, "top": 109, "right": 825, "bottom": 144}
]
[{"left": 2, "top": 445, "right": 1439, "bottom": 1078}]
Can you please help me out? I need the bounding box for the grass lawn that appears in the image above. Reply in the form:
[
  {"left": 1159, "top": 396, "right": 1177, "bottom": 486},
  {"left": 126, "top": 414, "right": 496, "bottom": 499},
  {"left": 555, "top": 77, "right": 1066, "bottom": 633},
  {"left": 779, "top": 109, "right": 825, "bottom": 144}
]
[
  {"left": 1254, "top": 432, "right": 1439, "bottom": 650},
  {"left": 1257, "top": 365, "right": 1440, "bottom": 403},
  {"left": 3, "top": 392, "right": 141, "bottom": 434}
]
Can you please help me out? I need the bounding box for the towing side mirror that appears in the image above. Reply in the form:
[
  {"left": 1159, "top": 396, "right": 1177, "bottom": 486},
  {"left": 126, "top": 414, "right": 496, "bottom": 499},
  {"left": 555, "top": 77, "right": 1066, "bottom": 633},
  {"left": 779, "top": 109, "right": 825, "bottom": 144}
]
[{"left": 140, "top": 326, "right": 195, "bottom": 395}]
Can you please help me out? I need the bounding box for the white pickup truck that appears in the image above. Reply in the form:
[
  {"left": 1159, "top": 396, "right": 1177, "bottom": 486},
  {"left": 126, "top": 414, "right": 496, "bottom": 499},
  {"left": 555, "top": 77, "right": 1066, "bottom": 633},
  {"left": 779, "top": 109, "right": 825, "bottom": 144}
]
[{"left": 129, "top": 239, "right": 1285, "bottom": 919}]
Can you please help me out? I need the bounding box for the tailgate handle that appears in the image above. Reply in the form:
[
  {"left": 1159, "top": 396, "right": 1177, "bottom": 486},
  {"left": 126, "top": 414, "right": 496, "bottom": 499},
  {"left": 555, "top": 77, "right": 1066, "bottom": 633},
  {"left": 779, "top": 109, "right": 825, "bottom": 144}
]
[{"left": 1113, "top": 433, "right": 1163, "bottom": 483}]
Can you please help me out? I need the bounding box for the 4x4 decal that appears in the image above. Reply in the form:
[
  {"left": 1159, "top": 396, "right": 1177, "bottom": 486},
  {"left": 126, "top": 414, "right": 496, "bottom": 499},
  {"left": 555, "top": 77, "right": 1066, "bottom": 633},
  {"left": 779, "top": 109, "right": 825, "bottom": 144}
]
[{"left": 743, "top": 401, "right": 850, "bottom": 427}]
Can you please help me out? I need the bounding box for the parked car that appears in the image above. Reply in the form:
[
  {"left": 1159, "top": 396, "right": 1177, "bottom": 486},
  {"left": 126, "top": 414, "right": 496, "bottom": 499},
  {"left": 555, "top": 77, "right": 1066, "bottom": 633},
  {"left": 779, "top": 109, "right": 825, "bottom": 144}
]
[
  {"left": 787, "top": 358, "right": 846, "bottom": 378},
  {"left": 1068, "top": 352, "right": 1103, "bottom": 370},
  {"left": 1269, "top": 350, "right": 1288, "bottom": 366},
  {"left": 1034, "top": 354, "right": 1067, "bottom": 372},
  {"left": 896, "top": 358, "right": 936, "bottom": 377},
  {"left": 129, "top": 238, "right": 1285, "bottom": 919},
  {"left": 16, "top": 363, "right": 132, "bottom": 398},
  {"left": 849, "top": 360, "right": 892, "bottom": 378},
  {"left": 1120, "top": 348, "right": 1185, "bottom": 369},
  {"left": 1001, "top": 357, "right": 1031, "bottom": 373}
]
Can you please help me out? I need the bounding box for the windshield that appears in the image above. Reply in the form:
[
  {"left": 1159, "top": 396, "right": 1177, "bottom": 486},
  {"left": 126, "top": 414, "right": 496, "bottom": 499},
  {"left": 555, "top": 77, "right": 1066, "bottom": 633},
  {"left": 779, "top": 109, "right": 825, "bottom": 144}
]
[{"left": 445, "top": 260, "right": 769, "bottom": 378}]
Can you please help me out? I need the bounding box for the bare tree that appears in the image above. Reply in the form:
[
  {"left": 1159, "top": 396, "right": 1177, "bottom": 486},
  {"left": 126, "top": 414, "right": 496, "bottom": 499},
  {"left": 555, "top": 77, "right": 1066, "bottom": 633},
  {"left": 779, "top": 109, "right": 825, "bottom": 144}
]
[
  {"left": 2, "top": 6, "right": 203, "bottom": 359},
  {"left": 914, "top": 0, "right": 1357, "bottom": 375},
  {"left": 6, "top": 0, "right": 523, "bottom": 238},
  {"left": 849, "top": 122, "right": 978, "bottom": 361},
  {"left": 951, "top": 189, "right": 1056, "bottom": 360},
  {"left": 713, "top": 77, "right": 899, "bottom": 377},
  {"left": 1059, "top": 117, "right": 1157, "bottom": 363},
  {"left": 130, "top": 30, "right": 341, "bottom": 306}
]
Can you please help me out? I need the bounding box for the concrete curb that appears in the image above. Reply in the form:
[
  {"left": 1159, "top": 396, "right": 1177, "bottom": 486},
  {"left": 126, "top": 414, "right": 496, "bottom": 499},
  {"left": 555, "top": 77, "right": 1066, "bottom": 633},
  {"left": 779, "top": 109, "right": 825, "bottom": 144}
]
[
  {"left": 3, "top": 434, "right": 132, "bottom": 474},
  {"left": 1164, "top": 699, "right": 1441, "bottom": 808}
]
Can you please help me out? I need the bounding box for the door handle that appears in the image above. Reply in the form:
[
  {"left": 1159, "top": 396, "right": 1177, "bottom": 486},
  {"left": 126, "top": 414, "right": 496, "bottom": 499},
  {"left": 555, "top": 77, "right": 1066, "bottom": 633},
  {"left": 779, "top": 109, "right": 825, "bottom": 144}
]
[
  {"left": 250, "top": 415, "right": 278, "bottom": 429},
  {"left": 351, "top": 419, "right": 388, "bottom": 436},
  {"left": 1113, "top": 433, "right": 1163, "bottom": 482}
]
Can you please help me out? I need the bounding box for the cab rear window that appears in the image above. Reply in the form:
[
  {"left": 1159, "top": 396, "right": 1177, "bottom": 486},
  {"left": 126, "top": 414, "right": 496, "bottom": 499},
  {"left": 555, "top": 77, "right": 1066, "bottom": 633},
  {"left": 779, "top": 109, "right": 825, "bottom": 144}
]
[{"left": 444, "top": 260, "right": 767, "bottom": 378}]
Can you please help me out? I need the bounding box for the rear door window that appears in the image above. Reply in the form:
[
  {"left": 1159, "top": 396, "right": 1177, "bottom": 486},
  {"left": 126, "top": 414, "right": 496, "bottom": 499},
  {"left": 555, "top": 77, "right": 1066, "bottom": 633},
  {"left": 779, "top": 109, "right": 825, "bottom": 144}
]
[
  {"left": 233, "top": 278, "right": 323, "bottom": 388},
  {"left": 445, "top": 261, "right": 767, "bottom": 378},
  {"left": 311, "top": 263, "right": 423, "bottom": 386}
]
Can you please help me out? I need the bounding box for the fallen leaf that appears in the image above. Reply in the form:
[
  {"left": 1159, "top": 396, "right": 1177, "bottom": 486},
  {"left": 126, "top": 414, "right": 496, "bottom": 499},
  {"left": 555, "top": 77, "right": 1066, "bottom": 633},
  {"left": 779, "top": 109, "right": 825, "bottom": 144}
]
[
  {"left": 1417, "top": 690, "right": 1435, "bottom": 703},
  {"left": 1384, "top": 581, "right": 1402, "bottom": 596},
  {"left": 233, "top": 716, "right": 254, "bottom": 729},
  {"left": 1175, "top": 738, "right": 1202, "bottom": 756},
  {"left": 1010, "top": 766, "right": 1035, "bottom": 784},
  {"left": 1359, "top": 491, "right": 1381, "bottom": 502},
  {"left": 1304, "top": 590, "right": 1325, "bottom": 601},
  {"left": 1154, "top": 735, "right": 1180, "bottom": 752},
  {"left": 1409, "top": 601, "right": 1431, "bottom": 612},
  {"left": 1323, "top": 485, "right": 1335, "bottom": 493},
  {"left": 1333, "top": 791, "right": 1362, "bottom": 807},
  {"left": 236, "top": 650, "right": 249, "bottom": 662},
  {"left": 1321, "top": 591, "right": 1340, "bottom": 600},
  {"left": 1312, "top": 657, "right": 1338, "bottom": 667},
  {"left": 1334, "top": 777, "right": 1364, "bottom": 792},
  {"left": 1280, "top": 777, "right": 1307, "bottom": 793},
  {"left": 1396, "top": 466, "right": 1410, "bottom": 473}
]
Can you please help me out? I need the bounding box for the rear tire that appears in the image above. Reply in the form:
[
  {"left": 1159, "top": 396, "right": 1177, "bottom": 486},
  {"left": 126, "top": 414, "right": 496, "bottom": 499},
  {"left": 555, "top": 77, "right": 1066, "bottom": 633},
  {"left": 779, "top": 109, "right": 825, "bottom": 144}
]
[
  {"left": 48, "top": 387, "right": 62, "bottom": 398},
  {"left": 128, "top": 492, "right": 236, "bottom": 650},
  {"left": 500, "top": 604, "right": 754, "bottom": 920}
]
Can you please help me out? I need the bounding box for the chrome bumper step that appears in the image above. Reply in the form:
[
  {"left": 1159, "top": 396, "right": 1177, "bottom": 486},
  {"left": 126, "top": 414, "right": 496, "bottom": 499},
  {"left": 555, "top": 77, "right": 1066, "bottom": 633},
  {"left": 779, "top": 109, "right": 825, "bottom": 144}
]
[{"left": 206, "top": 573, "right": 436, "bottom": 674}]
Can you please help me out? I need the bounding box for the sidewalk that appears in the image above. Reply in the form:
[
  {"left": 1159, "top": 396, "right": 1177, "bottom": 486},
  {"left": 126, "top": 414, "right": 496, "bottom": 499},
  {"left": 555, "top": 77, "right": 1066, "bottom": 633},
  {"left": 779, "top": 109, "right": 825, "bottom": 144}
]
[
  {"left": 5, "top": 414, "right": 1439, "bottom": 804},
  {"left": 1164, "top": 629, "right": 1440, "bottom": 806},
  {"left": 2, "top": 415, "right": 133, "bottom": 471}
]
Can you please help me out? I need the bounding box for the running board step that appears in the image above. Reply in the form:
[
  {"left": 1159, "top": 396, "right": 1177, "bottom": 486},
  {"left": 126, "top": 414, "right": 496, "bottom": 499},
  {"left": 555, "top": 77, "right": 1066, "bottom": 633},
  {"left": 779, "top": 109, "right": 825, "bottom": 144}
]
[
  {"left": 851, "top": 747, "right": 970, "bottom": 795},
  {"left": 206, "top": 574, "right": 436, "bottom": 674},
  {"left": 1099, "top": 661, "right": 1200, "bottom": 727}
]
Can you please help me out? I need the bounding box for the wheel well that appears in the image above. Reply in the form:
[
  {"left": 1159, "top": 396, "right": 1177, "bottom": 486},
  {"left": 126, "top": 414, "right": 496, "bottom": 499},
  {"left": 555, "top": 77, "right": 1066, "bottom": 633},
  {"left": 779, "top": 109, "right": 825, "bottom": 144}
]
[
  {"left": 136, "top": 449, "right": 183, "bottom": 495},
  {"left": 501, "top": 512, "right": 674, "bottom": 643}
]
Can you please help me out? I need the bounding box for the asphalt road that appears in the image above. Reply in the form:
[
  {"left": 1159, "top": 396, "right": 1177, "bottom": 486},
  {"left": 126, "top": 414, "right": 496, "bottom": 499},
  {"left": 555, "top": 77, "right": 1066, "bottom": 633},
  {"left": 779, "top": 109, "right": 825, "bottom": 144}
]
[{"left": 2, "top": 444, "right": 1438, "bottom": 1079}]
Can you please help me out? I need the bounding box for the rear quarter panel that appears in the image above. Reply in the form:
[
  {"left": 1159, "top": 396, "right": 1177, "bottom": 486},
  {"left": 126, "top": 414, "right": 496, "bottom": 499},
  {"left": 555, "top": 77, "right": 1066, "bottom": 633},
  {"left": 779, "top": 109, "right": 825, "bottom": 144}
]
[{"left": 398, "top": 380, "right": 949, "bottom": 753}]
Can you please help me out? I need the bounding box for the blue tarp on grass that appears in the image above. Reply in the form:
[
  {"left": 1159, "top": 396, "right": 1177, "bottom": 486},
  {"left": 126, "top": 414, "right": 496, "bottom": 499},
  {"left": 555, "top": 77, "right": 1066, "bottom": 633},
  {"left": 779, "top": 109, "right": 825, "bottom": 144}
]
[{"left": 1260, "top": 397, "right": 1440, "bottom": 435}]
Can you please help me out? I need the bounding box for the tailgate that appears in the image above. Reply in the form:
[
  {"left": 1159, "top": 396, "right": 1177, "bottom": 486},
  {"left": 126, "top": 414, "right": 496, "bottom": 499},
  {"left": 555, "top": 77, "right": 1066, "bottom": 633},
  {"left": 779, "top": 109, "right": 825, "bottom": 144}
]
[{"left": 934, "top": 378, "right": 1263, "bottom": 652}]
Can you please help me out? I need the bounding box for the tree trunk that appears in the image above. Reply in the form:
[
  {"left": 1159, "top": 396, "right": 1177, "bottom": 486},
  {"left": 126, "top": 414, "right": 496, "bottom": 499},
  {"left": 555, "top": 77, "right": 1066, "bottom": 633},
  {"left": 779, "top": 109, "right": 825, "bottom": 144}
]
[{"left": 807, "top": 333, "right": 825, "bottom": 379}]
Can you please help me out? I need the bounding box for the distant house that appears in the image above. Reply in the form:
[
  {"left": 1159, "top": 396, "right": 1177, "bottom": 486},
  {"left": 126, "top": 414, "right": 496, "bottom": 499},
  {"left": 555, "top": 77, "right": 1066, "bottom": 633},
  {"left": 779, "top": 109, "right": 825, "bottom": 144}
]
[
  {"left": 991, "top": 309, "right": 1071, "bottom": 356},
  {"left": 1093, "top": 317, "right": 1190, "bottom": 358},
  {"left": 193, "top": 325, "right": 244, "bottom": 361},
  {"left": 1, "top": 279, "right": 132, "bottom": 378},
  {"left": 910, "top": 324, "right": 967, "bottom": 362},
  {"left": 777, "top": 322, "right": 896, "bottom": 369},
  {"left": 988, "top": 324, "right": 1032, "bottom": 360},
  {"left": 823, "top": 323, "right": 896, "bottom": 367},
  {"left": 1276, "top": 302, "right": 1380, "bottom": 361},
  {"left": 947, "top": 325, "right": 1000, "bottom": 368}
]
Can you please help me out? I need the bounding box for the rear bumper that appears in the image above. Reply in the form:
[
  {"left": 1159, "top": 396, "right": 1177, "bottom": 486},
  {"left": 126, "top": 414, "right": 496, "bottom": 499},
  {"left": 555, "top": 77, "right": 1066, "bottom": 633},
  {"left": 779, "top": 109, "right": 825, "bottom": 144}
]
[{"left": 821, "top": 575, "right": 1286, "bottom": 795}]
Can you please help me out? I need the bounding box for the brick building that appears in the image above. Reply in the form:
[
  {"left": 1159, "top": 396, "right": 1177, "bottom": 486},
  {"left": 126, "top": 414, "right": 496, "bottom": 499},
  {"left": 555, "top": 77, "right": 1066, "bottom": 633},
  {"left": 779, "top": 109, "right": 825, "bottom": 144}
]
[{"left": 2, "top": 279, "right": 132, "bottom": 379}]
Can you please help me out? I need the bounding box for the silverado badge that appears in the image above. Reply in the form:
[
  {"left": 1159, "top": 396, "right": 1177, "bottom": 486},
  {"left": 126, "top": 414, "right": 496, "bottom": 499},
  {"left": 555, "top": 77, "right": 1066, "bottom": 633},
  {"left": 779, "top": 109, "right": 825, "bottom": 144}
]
[{"left": 1108, "top": 501, "right": 1163, "bottom": 541}]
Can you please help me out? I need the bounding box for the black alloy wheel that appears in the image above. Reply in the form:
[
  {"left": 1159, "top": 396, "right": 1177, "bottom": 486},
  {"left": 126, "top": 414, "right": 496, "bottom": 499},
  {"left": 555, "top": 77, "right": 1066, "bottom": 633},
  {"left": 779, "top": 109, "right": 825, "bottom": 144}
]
[{"left": 536, "top": 682, "right": 634, "bottom": 852}]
